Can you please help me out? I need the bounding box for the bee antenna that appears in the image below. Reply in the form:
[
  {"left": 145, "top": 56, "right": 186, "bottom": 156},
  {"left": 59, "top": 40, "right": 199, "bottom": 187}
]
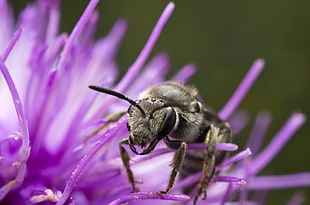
[{"left": 89, "top": 85, "right": 145, "bottom": 115}]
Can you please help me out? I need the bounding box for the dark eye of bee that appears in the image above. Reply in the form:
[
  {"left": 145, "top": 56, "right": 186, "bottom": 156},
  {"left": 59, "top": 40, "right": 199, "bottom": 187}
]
[{"left": 157, "top": 107, "right": 176, "bottom": 139}]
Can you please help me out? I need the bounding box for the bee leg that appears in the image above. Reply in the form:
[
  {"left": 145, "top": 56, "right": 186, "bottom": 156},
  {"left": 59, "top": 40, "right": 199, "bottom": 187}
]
[
  {"left": 193, "top": 154, "right": 215, "bottom": 205},
  {"left": 85, "top": 111, "right": 126, "bottom": 142},
  {"left": 215, "top": 122, "right": 232, "bottom": 164},
  {"left": 193, "top": 124, "right": 218, "bottom": 205},
  {"left": 119, "top": 138, "right": 139, "bottom": 192},
  {"left": 158, "top": 141, "right": 187, "bottom": 195}
]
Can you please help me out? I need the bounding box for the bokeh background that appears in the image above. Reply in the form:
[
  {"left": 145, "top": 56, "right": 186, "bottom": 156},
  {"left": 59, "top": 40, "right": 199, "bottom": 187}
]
[{"left": 10, "top": 0, "right": 310, "bottom": 204}]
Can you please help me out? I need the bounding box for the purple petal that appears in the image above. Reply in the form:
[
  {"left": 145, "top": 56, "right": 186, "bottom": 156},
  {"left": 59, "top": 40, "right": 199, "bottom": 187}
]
[
  {"left": 216, "top": 143, "right": 239, "bottom": 151},
  {"left": 45, "top": 0, "right": 61, "bottom": 42},
  {"left": 78, "top": 11, "right": 99, "bottom": 48},
  {"left": 56, "top": 119, "right": 127, "bottom": 205},
  {"left": 1, "top": 27, "right": 23, "bottom": 61},
  {"left": 125, "top": 52, "right": 170, "bottom": 98},
  {"left": 0, "top": 180, "right": 16, "bottom": 200},
  {"left": 175, "top": 172, "right": 200, "bottom": 190},
  {"left": 219, "top": 59, "right": 265, "bottom": 120},
  {"left": 187, "top": 143, "right": 238, "bottom": 151},
  {"left": 58, "top": 0, "right": 99, "bottom": 70},
  {"left": 218, "top": 148, "right": 252, "bottom": 170},
  {"left": 248, "top": 173, "right": 310, "bottom": 190},
  {"left": 214, "top": 176, "right": 246, "bottom": 185},
  {"left": 171, "top": 63, "right": 197, "bottom": 83},
  {"left": 108, "top": 192, "right": 190, "bottom": 205},
  {"left": 0, "top": 57, "right": 30, "bottom": 190},
  {"left": 220, "top": 184, "right": 233, "bottom": 205},
  {"left": 88, "top": 2, "right": 175, "bottom": 120},
  {"left": 252, "top": 191, "right": 268, "bottom": 205},
  {"left": 246, "top": 111, "right": 272, "bottom": 156},
  {"left": 228, "top": 110, "right": 250, "bottom": 135},
  {"left": 286, "top": 192, "right": 306, "bottom": 205},
  {"left": 114, "top": 2, "right": 175, "bottom": 93},
  {"left": 0, "top": 0, "right": 14, "bottom": 51},
  {"left": 250, "top": 112, "right": 306, "bottom": 175}
]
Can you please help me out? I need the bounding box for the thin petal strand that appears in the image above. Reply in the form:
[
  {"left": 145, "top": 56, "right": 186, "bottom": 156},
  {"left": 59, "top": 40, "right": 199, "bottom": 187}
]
[
  {"left": 248, "top": 173, "right": 310, "bottom": 190},
  {"left": 0, "top": 57, "right": 30, "bottom": 190},
  {"left": 56, "top": 119, "right": 126, "bottom": 205},
  {"left": 219, "top": 59, "right": 265, "bottom": 120},
  {"left": 1, "top": 27, "right": 23, "bottom": 61},
  {"left": 246, "top": 111, "right": 272, "bottom": 156},
  {"left": 108, "top": 192, "right": 190, "bottom": 205},
  {"left": 250, "top": 112, "right": 306, "bottom": 175},
  {"left": 171, "top": 63, "right": 197, "bottom": 83},
  {"left": 115, "top": 2, "right": 175, "bottom": 93},
  {"left": 218, "top": 148, "right": 252, "bottom": 170},
  {"left": 286, "top": 192, "right": 306, "bottom": 205},
  {"left": 58, "top": 0, "right": 99, "bottom": 70}
]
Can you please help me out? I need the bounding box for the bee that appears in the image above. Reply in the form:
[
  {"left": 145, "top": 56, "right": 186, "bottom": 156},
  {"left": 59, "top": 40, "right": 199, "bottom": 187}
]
[{"left": 89, "top": 82, "right": 232, "bottom": 204}]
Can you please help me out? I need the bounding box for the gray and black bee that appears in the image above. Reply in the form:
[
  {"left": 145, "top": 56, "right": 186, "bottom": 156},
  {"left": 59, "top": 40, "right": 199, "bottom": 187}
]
[{"left": 89, "top": 82, "right": 232, "bottom": 204}]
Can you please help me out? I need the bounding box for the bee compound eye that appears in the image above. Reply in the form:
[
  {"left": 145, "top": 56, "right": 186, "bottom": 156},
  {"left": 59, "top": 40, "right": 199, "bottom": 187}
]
[{"left": 157, "top": 107, "right": 176, "bottom": 140}]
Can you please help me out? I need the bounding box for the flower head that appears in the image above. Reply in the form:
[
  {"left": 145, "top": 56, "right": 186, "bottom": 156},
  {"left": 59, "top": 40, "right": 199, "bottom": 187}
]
[{"left": 0, "top": 0, "right": 309, "bottom": 205}]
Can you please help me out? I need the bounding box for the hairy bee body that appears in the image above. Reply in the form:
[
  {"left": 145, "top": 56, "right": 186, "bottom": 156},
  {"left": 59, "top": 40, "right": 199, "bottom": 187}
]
[
  {"left": 89, "top": 81, "right": 232, "bottom": 204},
  {"left": 139, "top": 82, "right": 232, "bottom": 194}
]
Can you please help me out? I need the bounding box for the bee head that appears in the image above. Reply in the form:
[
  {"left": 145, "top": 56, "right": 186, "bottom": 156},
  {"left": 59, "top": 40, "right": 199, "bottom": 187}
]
[
  {"left": 127, "top": 98, "right": 177, "bottom": 155},
  {"left": 88, "top": 85, "right": 178, "bottom": 155}
]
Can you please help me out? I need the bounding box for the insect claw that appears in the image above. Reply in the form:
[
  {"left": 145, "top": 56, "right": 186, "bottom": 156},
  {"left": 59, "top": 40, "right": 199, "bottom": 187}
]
[
  {"left": 193, "top": 195, "right": 199, "bottom": 205},
  {"left": 131, "top": 187, "right": 140, "bottom": 193},
  {"left": 156, "top": 190, "right": 167, "bottom": 196},
  {"left": 202, "top": 189, "right": 207, "bottom": 200}
]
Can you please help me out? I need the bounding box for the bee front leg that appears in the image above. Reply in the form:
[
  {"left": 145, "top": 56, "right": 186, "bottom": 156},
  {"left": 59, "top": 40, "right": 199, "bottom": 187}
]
[
  {"left": 158, "top": 141, "right": 187, "bottom": 195},
  {"left": 85, "top": 111, "right": 127, "bottom": 142},
  {"left": 119, "top": 138, "right": 139, "bottom": 192}
]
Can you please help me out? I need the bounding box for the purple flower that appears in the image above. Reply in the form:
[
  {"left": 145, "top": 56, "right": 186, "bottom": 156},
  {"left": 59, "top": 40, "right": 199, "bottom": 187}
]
[{"left": 0, "top": 0, "right": 309, "bottom": 204}]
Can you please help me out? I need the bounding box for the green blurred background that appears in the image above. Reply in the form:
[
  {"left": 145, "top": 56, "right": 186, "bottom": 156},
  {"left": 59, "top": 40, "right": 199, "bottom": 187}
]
[{"left": 10, "top": 0, "right": 310, "bottom": 204}]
